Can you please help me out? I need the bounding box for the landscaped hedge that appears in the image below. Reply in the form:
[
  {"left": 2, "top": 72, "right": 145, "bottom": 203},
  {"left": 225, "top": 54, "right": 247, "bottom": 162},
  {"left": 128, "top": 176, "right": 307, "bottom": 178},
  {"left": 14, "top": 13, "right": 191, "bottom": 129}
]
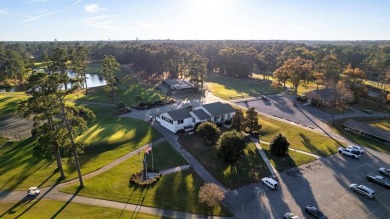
[{"left": 129, "top": 171, "right": 162, "bottom": 187}]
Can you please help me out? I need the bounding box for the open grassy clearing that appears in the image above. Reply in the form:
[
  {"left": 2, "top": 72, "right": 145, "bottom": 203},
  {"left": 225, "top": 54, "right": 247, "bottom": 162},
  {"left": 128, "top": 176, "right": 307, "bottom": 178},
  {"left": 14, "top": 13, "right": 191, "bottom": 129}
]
[
  {"left": 179, "top": 134, "right": 270, "bottom": 189},
  {"left": 61, "top": 141, "right": 230, "bottom": 216},
  {"left": 365, "top": 120, "right": 390, "bottom": 131},
  {"left": 0, "top": 93, "right": 27, "bottom": 117},
  {"left": 252, "top": 73, "right": 326, "bottom": 95},
  {"left": 260, "top": 143, "right": 316, "bottom": 172},
  {"left": 231, "top": 105, "right": 343, "bottom": 156},
  {"left": 0, "top": 200, "right": 164, "bottom": 219},
  {"left": 206, "top": 74, "right": 274, "bottom": 100},
  {"left": 68, "top": 64, "right": 170, "bottom": 107},
  {"left": 0, "top": 116, "right": 160, "bottom": 190}
]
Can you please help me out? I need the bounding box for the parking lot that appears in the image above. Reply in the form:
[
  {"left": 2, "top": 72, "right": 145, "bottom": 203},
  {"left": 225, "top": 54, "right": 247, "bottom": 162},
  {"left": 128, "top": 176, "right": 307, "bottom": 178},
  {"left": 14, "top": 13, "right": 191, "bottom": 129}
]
[{"left": 226, "top": 147, "right": 390, "bottom": 219}]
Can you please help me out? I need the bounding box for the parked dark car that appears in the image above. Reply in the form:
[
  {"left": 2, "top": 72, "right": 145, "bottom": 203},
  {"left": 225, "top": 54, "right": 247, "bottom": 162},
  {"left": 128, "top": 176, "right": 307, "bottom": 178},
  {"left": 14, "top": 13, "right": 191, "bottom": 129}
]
[
  {"left": 305, "top": 205, "right": 327, "bottom": 219},
  {"left": 366, "top": 174, "right": 390, "bottom": 189},
  {"left": 260, "top": 95, "right": 269, "bottom": 101},
  {"left": 362, "top": 109, "right": 373, "bottom": 114},
  {"left": 379, "top": 167, "right": 390, "bottom": 177},
  {"left": 296, "top": 96, "right": 308, "bottom": 101}
]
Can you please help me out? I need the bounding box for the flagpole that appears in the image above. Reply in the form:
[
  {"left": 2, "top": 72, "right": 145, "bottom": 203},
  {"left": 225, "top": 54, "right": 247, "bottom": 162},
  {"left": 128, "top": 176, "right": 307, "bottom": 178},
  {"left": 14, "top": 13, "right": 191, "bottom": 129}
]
[
  {"left": 144, "top": 153, "right": 147, "bottom": 179},
  {"left": 151, "top": 146, "right": 154, "bottom": 173}
]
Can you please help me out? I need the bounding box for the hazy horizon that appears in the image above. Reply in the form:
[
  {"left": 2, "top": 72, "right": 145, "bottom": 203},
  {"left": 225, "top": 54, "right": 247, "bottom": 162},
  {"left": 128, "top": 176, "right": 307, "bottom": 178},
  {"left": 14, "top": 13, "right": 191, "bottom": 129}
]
[{"left": 1, "top": 0, "right": 389, "bottom": 41}]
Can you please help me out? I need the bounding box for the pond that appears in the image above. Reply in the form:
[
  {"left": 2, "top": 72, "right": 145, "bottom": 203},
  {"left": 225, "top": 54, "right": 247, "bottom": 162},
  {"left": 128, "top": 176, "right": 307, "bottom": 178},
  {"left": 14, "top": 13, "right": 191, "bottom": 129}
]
[{"left": 0, "top": 71, "right": 106, "bottom": 92}]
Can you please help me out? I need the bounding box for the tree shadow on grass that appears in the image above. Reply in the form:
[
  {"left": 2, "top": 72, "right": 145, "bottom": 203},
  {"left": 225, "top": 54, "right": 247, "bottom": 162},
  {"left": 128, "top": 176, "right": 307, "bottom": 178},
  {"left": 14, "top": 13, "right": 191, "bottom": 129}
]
[
  {"left": 298, "top": 133, "right": 325, "bottom": 156},
  {"left": 0, "top": 172, "right": 63, "bottom": 218},
  {"left": 50, "top": 186, "right": 82, "bottom": 219}
]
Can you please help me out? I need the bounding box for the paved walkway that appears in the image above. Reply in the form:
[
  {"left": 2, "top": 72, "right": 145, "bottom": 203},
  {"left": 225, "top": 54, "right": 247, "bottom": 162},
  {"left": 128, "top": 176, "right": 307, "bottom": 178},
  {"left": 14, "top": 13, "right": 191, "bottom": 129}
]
[
  {"left": 160, "top": 165, "right": 191, "bottom": 175},
  {"left": 259, "top": 140, "right": 322, "bottom": 159},
  {"left": 250, "top": 138, "right": 278, "bottom": 177}
]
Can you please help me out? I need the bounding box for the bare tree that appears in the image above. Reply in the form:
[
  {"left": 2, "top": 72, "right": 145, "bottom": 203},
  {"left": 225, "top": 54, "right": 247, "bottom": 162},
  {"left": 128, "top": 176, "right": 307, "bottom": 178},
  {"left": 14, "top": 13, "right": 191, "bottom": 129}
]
[{"left": 198, "top": 183, "right": 225, "bottom": 208}]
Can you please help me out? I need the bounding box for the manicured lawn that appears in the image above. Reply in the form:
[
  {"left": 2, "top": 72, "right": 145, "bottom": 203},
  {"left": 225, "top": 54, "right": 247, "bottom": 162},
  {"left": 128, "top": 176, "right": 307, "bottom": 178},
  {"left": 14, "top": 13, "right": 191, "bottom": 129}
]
[
  {"left": 69, "top": 65, "right": 170, "bottom": 107},
  {"left": 260, "top": 143, "right": 317, "bottom": 172},
  {"left": 179, "top": 134, "right": 270, "bottom": 189},
  {"left": 0, "top": 93, "right": 27, "bottom": 117},
  {"left": 0, "top": 200, "right": 164, "bottom": 219},
  {"left": 259, "top": 116, "right": 342, "bottom": 156},
  {"left": 0, "top": 116, "right": 160, "bottom": 190},
  {"left": 60, "top": 141, "right": 230, "bottom": 216},
  {"left": 366, "top": 120, "right": 390, "bottom": 131},
  {"left": 206, "top": 74, "right": 274, "bottom": 100},
  {"left": 231, "top": 105, "right": 343, "bottom": 156}
]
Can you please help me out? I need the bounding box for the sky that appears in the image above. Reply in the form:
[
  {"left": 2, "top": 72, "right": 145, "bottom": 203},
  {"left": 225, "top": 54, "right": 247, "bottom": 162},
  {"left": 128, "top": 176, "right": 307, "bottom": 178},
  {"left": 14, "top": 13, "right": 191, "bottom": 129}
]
[{"left": 0, "top": 0, "right": 389, "bottom": 41}]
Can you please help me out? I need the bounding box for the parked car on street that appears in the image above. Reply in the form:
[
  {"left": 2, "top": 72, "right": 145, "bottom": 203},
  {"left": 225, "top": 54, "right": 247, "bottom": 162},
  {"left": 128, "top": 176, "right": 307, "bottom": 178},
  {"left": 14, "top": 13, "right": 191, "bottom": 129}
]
[
  {"left": 304, "top": 205, "right": 327, "bottom": 219},
  {"left": 27, "top": 187, "right": 40, "bottom": 196},
  {"left": 366, "top": 174, "right": 390, "bottom": 189},
  {"left": 350, "top": 184, "right": 375, "bottom": 198},
  {"left": 379, "top": 167, "right": 390, "bottom": 177},
  {"left": 260, "top": 95, "right": 269, "bottom": 101},
  {"left": 284, "top": 212, "right": 300, "bottom": 219},
  {"left": 362, "top": 109, "right": 373, "bottom": 114},
  {"left": 296, "top": 96, "right": 308, "bottom": 101},
  {"left": 347, "top": 145, "right": 364, "bottom": 153},
  {"left": 261, "top": 177, "right": 278, "bottom": 190},
  {"left": 338, "top": 147, "right": 361, "bottom": 158}
]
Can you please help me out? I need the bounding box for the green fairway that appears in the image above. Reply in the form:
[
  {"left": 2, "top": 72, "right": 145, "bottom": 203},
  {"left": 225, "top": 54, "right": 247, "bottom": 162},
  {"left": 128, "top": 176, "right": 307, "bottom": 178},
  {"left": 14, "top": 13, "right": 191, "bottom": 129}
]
[
  {"left": 0, "top": 116, "right": 160, "bottom": 190},
  {"left": 0, "top": 93, "right": 27, "bottom": 117},
  {"left": 206, "top": 74, "right": 273, "bottom": 100},
  {"left": 0, "top": 200, "right": 165, "bottom": 219},
  {"left": 68, "top": 64, "right": 170, "bottom": 107},
  {"left": 60, "top": 142, "right": 230, "bottom": 216},
  {"left": 179, "top": 134, "right": 270, "bottom": 189},
  {"left": 261, "top": 143, "right": 317, "bottom": 172}
]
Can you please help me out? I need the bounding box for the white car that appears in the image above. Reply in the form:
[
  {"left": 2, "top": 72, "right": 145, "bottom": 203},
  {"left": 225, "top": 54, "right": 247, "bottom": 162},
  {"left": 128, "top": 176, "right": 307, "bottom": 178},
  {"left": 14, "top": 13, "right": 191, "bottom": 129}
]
[
  {"left": 261, "top": 177, "right": 278, "bottom": 190},
  {"left": 284, "top": 212, "right": 300, "bottom": 219},
  {"left": 338, "top": 147, "right": 361, "bottom": 159},
  {"left": 347, "top": 145, "right": 364, "bottom": 153},
  {"left": 350, "top": 184, "right": 375, "bottom": 198},
  {"left": 27, "top": 187, "right": 40, "bottom": 196}
]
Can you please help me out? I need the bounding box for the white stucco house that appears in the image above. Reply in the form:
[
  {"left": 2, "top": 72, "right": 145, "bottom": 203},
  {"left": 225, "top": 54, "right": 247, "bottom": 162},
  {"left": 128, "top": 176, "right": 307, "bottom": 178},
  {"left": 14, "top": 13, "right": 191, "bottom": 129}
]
[{"left": 155, "top": 102, "right": 236, "bottom": 133}]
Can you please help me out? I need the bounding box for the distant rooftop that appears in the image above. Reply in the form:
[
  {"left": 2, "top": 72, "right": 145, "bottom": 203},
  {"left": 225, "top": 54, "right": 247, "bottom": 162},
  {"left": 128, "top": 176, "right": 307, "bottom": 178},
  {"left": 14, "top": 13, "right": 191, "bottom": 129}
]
[{"left": 163, "top": 78, "right": 196, "bottom": 90}]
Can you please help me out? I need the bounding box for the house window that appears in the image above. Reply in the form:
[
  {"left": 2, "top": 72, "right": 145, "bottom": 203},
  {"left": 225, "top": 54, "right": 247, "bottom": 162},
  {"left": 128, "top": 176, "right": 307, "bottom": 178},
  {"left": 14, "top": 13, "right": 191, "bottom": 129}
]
[
  {"left": 214, "top": 116, "right": 218, "bottom": 122},
  {"left": 193, "top": 118, "right": 195, "bottom": 123},
  {"left": 162, "top": 116, "right": 173, "bottom": 124},
  {"left": 178, "top": 119, "right": 184, "bottom": 124}
]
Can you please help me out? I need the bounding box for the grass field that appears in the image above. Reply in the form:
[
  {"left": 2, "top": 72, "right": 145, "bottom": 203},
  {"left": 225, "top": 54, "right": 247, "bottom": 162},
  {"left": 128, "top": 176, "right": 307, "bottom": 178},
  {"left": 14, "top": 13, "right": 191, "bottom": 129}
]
[
  {"left": 60, "top": 141, "right": 230, "bottom": 216},
  {"left": 0, "top": 200, "right": 165, "bottom": 219},
  {"left": 68, "top": 64, "right": 170, "bottom": 107},
  {"left": 179, "top": 134, "right": 270, "bottom": 189},
  {"left": 260, "top": 143, "right": 317, "bottom": 172},
  {"left": 206, "top": 74, "right": 274, "bottom": 99},
  {"left": 0, "top": 116, "right": 160, "bottom": 190},
  {"left": 366, "top": 120, "right": 390, "bottom": 131},
  {"left": 0, "top": 93, "right": 27, "bottom": 117}
]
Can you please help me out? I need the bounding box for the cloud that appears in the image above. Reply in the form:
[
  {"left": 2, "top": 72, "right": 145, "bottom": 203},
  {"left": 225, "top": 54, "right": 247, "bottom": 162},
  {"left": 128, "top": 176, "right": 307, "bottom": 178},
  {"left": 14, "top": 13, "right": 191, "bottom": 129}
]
[
  {"left": 73, "top": 0, "right": 82, "bottom": 5},
  {"left": 84, "top": 4, "right": 106, "bottom": 13},
  {"left": 0, "top": 9, "right": 9, "bottom": 15},
  {"left": 21, "top": 11, "right": 63, "bottom": 23},
  {"left": 84, "top": 15, "right": 118, "bottom": 30}
]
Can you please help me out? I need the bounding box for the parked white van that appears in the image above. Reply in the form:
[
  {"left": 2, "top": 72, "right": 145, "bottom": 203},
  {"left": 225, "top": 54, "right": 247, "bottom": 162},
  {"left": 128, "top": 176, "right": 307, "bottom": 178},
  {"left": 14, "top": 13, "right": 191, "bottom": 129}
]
[{"left": 262, "top": 177, "right": 278, "bottom": 190}]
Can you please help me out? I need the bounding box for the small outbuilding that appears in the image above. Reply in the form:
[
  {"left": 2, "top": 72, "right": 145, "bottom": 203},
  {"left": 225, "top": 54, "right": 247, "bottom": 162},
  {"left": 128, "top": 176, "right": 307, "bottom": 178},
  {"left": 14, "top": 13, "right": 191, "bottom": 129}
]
[
  {"left": 304, "top": 88, "right": 337, "bottom": 107},
  {"left": 162, "top": 79, "right": 197, "bottom": 94}
]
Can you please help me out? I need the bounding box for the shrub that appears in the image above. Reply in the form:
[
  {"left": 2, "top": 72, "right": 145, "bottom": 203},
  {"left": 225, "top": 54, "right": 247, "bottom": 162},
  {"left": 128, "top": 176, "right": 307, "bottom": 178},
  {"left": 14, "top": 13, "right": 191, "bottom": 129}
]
[
  {"left": 196, "top": 121, "right": 220, "bottom": 145},
  {"left": 269, "top": 133, "right": 290, "bottom": 156},
  {"left": 129, "top": 171, "right": 162, "bottom": 187}
]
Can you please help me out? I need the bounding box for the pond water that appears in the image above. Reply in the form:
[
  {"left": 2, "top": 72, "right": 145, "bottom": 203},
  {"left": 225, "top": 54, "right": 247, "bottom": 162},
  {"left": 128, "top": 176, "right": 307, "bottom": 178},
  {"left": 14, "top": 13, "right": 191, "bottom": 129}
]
[{"left": 0, "top": 71, "right": 106, "bottom": 92}]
